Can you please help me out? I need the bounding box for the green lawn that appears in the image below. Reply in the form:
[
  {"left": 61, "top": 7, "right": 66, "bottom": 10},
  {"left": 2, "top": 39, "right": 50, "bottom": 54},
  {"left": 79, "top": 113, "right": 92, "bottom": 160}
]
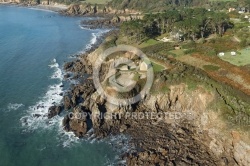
[
  {"left": 151, "top": 61, "right": 165, "bottom": 72},
  {"left": 168, "top": 49, "right": 185, "bottom": 57},
  {"left": 139, "top": 39, "right": 161, "bottom": 48},
  {"left": 219, "top": 48, "right": 250, "bottom": 66}
]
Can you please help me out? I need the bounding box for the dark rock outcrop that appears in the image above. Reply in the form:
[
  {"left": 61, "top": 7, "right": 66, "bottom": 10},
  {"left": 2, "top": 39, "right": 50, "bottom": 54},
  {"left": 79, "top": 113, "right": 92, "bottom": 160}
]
[
  {"left": 63, "top": 96, "right": 72, "bottom": 110},
  {"left": 63, "top": 106, "right": 89, "bottom": 137},
  {"left": 48, "top": 105, "right": 62, "bottom": 119},
  {"left": 61, "top": 4, "right": 103, "bottom": 16}
]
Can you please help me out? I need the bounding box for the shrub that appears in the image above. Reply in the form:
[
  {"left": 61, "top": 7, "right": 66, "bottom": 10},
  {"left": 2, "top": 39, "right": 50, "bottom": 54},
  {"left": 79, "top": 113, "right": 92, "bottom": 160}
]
[
  {"left": 182, "top": 41, "right": 196, "bottom": 49},
  {"left": 184, "top": 48, "right": 196, "bottom": 55},
  {"left": 203, "top": 65, "right": 220, "bottom": 71}
]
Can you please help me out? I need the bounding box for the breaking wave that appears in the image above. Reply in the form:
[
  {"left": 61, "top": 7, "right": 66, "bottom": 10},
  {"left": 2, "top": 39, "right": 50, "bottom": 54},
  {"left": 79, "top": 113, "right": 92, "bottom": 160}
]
[
  {"left": 85, "top": 29, "right": 110, "bottom": 50},
  {"left": 7, "top": 103, "right": 24, "bottom": 111},
  {"left": 20, "top": 58, "right": 64, "bottom": 130}
]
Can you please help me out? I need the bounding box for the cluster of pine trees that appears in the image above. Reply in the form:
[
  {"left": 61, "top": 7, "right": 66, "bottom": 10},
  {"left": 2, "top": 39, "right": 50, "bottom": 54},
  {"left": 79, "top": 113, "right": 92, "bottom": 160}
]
[
  {"left": 120, "top": 8, "right": 232, "bottom": 42},
  {"left": 108, "top": 0, "right": 250, "bottom": 12},
  {"left": 108, "top": 0, "right": 207, "bottom": 11}
]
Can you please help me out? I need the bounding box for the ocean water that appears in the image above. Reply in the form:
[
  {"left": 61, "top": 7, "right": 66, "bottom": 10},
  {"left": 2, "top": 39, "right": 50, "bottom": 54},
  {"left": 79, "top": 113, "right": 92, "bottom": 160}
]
[{"left": 0, "top": 6, "right": 118, "bottom": 166}]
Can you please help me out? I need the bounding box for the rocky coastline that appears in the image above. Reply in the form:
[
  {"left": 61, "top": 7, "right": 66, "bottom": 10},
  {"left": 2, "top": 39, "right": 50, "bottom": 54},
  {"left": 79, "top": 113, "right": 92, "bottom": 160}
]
[
  {"left": 3, "top": 3, "right": 249, "bottom": 165},
  {"left": 51, "top": 31, "right": 250, "bottom": 165},
  {"left": 0, "top": 2, "right": 68, "bottom": 12},
  {"left": 61, "top": 55, "right": 200, "bottom": 165}
]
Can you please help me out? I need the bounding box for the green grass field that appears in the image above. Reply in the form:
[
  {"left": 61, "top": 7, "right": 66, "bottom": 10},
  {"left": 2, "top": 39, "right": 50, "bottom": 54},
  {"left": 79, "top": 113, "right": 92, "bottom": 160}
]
[
  {"left": 219, "top": 48, "right": 250, "bottom": 66},
  {"left": 139, "top": 39, "right": 161, "bottom": 48},
  {"left": 82, "top": 0, "right": 111, "bottom": 4},
  {"left": 168, "top": 49, "right": 185, "bottom": 57},
  {"left": 151, "top": 61, "right": 165, "bottom": 72}
]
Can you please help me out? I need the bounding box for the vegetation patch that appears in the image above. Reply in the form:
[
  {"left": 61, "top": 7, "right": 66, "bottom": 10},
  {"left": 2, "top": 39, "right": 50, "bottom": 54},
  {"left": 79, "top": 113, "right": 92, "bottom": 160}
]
[
  {"left": 203, "top": 65, "right": 220, "bottom": 71},
  {"left": 139, "top": 39, "right": 161, "bottom": 48},
  {"left": 133, "top": 72, "right": 140, "bottom": 81},
  {"left": 82, "top": 0, "right": 111, "bottom": 4},
  {"left": 120, "top": 8, "right": 232, "bottom": 44},
  {"left": 219, "top": 48, "right": 250, "bottom": 66},
  {"left": 152, "top": 61, "right": 165, "bottom": 72},
  {"left": 168, "top": 49, "right": 185, "bottom": 57},
  {"left": 209, "top": 0, "right": 237, "bottom": 2}
]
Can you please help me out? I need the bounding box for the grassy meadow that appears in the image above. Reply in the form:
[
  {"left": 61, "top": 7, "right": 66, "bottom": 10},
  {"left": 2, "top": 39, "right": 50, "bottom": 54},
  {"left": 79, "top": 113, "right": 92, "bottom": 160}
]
[{"left": 219, "top": 48, "right": 250, "bottom": 66}]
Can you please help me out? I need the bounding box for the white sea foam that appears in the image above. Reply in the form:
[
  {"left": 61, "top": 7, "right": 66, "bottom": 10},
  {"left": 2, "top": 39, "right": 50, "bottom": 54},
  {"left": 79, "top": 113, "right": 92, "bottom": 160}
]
[
  {"left": 79, "top": 25, "right": 93, "bottom": 31},
  {"left": 19, "top": 29, "right": 110, "bottom": 147},
  {"left": 20, "top": 58, "right": 82, "bottom": 147},
  {"left": 54, "top": 116, "right": 80, "bottom": 148},
  {"left": 27, "top": 6, "right": 57, "bottom": 13},
  {"left": 109, "top": 134, "right": 134, "bottom": 153},
  {"left": 20, "top": 59, "right": 63, "bottom": 130},
  {"left": 19, "top": 31, "right": 131, "bottom": 163},
  {"left": 50, "top": 59, "right": 63, "bottom": 80},
  {"left": 70, "top": 28, "right": 110, "bottom": 58},
  {"left": 85, "top": 29, "right": 110, "bottom": 50},
  {"left": 7, "top": 103, "right": 24, "bottom": 111},
  {"left": 61, "top": 131, "right": 80, "bottom": 148}
]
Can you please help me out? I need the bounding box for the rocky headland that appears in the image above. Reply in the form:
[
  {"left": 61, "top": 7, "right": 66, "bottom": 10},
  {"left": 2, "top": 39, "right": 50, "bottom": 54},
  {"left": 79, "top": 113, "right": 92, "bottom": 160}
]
[
  {"left": 5, "top": 2, "right": 248, "bottom": 165},
  {"left": 61, "top": 4, "right": 143, "bottom": 30},
  {"left": 52, "top": 34, "right": 250, "bottom": 166},
  {"left": 60, "top": 3, "right": 141, "bottom": 16}
]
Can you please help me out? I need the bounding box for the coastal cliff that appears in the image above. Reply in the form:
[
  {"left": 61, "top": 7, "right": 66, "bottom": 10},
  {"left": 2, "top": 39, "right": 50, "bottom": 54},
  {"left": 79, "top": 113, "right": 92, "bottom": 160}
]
[
  {"left": 58, "top": 37, "right": 250, "bottom": 165},
  {"left": 61, "top": 3, "right": 141, "bottom": 16}
]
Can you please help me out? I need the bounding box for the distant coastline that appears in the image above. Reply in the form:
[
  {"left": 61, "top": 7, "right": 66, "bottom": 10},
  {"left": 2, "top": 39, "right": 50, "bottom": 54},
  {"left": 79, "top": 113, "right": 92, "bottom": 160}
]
[{"left": 0, "top": 2, "right": 68, "bottom": 12}]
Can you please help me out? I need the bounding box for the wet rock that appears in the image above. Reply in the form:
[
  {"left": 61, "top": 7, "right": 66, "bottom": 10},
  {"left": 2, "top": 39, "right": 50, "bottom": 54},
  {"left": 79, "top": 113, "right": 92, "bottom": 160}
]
[
  {"left": 62, "top": 107, "right": 89, "bottom": 137},
  {"left": 64, "top": 73, "right": 71, "bottom": 79},
  {"left": 68, "top": 119, "right": 88, "bottom": 137},
  {"left": 119, "top": 124, "right": 128, "bottom": 133},
  {"left": 62, "top": 115, "right": 70, "bottom": 132},
  {"left": 63, "top": 96, "right": 72, "bottom": 110},
  {"left": 48, "top": 106, "right": 62, "bottom": 119},
  {"left": 33, "top": 114, "right": 41, "bottom": 118},
  {"left": 64, "top": 62, "right": 73, "bottom": 71}
]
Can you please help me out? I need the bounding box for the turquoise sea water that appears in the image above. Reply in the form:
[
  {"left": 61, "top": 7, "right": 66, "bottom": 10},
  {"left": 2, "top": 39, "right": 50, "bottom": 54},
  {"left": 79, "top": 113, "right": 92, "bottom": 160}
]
[{"left": 0, "top": 6, "right": 118, "bottom": 166}]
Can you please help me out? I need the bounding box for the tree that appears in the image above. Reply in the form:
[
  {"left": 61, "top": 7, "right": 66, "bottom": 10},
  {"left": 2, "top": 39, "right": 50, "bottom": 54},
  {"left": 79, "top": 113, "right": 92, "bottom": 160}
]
[
  {"left": 121, "top": 20, "right": 147, "bottom": 43},
  {"left": 197, "top": 15, "right": 211, "bottom": 38},
  {"left": 210, "top": 13, "right": 230, "bottom": 36},
  {"left": 143, "top": 13, "right": 160, "bottom": 38},
  {"left": 189, "top": 19, "right": 203, "bottom": 40}
]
